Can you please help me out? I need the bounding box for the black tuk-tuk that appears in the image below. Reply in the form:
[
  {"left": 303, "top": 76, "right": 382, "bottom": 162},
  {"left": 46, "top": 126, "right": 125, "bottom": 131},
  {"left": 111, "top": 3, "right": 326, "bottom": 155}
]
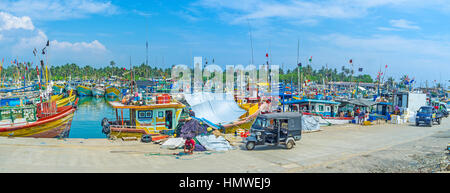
[{"left": 245, "top": 112, "right": 302, "bottom": 150}]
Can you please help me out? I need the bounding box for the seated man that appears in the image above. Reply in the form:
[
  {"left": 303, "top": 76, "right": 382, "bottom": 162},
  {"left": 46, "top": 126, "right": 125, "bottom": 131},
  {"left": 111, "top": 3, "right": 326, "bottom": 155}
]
[{"left": 184, "top": 137, "right": 195, "bottom": 154}]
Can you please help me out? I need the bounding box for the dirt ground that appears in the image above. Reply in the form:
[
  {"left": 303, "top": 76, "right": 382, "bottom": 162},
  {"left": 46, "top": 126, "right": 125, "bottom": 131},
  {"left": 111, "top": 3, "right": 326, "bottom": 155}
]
[
  {"left": 302, "top": 128, "right": 450, "bottom": 173},
  {"left": 0, "top": 117, "right": 449, "bottom": 173}
]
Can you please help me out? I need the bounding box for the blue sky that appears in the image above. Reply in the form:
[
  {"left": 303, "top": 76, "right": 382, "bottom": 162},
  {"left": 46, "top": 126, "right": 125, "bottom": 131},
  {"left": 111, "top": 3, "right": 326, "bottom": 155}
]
[{"left": 0, "top": 0, "right": 449, "bottom": 86}]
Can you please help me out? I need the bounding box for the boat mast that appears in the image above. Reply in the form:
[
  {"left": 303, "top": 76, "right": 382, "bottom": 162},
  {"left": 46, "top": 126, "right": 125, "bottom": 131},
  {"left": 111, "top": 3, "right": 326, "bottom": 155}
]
[
  {"left": 247, "top": 19, "right": 254, "bottom": 65},
  {"left": 130, "top": 56, "right": 133, "bottom": 95},
  {"left": 297, "top": 39, "right": 302, "bottom": 94}
]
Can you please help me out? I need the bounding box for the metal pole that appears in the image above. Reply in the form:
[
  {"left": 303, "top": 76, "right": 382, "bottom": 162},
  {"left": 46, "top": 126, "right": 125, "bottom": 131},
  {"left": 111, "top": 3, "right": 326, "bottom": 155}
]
[{"left": 247, "top": 19, "right": 254, "bottom": 65}]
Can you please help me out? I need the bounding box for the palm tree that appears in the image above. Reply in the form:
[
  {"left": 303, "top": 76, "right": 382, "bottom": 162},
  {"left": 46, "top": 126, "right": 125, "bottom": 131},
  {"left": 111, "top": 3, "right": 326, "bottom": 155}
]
[{"left": 110, "top": 60, "right": 116, "bottom": 77}]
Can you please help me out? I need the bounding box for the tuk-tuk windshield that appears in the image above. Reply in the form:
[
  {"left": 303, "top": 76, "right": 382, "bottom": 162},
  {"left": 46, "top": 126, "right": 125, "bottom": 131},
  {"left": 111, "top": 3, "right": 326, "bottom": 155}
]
[{"left": 253, "top": 117, "right": 267, "bottom": 129}]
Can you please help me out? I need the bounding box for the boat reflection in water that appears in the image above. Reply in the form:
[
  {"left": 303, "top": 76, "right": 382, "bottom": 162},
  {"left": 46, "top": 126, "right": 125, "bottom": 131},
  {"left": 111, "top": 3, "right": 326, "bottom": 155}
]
[{"left": 69, "top": 96, "right": 123, "bottom": 138}]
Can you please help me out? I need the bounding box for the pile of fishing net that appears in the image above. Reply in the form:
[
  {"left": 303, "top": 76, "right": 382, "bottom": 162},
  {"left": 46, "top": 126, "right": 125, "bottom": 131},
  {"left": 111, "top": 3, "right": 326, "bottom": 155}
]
[{"left": 179, "top": 118, "right": 207, "bottom": 139}]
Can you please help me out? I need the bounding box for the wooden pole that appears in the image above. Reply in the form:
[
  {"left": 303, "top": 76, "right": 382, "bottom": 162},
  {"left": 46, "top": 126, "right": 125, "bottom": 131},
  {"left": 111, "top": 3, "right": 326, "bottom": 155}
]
[{"left": 121, "top": 109, "right": 124, "bottom": 126}]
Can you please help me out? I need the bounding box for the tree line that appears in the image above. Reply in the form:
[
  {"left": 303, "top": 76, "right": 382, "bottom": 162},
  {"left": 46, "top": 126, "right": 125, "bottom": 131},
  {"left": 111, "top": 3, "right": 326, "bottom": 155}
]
[{"left": 1, "top": 61, "right": 377, "bottom": 84}]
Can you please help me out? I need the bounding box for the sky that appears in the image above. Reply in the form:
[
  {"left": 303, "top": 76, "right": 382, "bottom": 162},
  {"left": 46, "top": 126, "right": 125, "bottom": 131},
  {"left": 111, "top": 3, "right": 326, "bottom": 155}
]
[{"left": 0, "top": 0, "right": 449, "bottom": 87}]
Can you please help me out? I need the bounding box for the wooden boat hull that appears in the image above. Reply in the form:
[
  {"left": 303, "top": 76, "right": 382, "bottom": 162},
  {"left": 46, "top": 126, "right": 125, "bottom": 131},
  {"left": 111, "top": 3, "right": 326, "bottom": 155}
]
[
  {"left": 109, "top": 127, "right": 169, "bottom": 140},
  {"left": 92, "top": 88, "right": 105, "bottom": 97},
  {"left": 56, "top": 94, "right": 76, "bottom": 107},
  {"left": 223, "top": 102, "right": 270, "bottom": 134},
  {"left": 51, "top": 94, "right": 63, "bottom": 101},
  {"left": 76, "top": 85, "right": 92, "bottom": 96},
  {"left": 52, "top": 84, "right": 65, "bottom": 94},
  {"left": 105, "top": 86, "right": 120, "bottom": 98},
  {"left": 0, "top": 106, "right": 76, "bottom": 138}
]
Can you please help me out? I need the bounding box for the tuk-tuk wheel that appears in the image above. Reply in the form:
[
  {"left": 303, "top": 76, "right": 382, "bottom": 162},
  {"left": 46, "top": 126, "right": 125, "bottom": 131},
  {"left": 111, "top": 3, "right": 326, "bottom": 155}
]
[
  {"left": 286, "top": 140, "right": 295, "bottom": 149},
  {"left": 246, "top": 141, "right": 255, "bottom": 150}
]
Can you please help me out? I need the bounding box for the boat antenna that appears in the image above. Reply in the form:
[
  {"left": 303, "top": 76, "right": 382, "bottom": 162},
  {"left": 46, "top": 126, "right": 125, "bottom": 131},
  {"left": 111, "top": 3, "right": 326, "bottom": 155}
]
[
  {"left": 146, "top": 41, "right": 149, "bottom": 67},
  {"left": 247, "top": 18, "right": 254, "bottom": 65},
  {"left": 297, "top": 38, "right": 301, "bottom": 93}
]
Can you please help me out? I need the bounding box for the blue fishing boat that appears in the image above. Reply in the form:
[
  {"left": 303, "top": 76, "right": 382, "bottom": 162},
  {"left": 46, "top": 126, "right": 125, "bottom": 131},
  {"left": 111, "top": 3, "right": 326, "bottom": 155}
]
[
  {"left": 105, "top": 85, "right": 120, "bottom": 98},
  {"left": 76, "top": 83, "right": 93, "bottom": 96}
]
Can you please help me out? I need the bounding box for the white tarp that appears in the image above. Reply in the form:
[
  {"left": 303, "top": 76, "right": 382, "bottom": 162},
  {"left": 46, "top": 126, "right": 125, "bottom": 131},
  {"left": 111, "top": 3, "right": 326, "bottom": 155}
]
[
  {"left": 302, "top": 115, "right": 321, "bottom": 132},
  {"left": 161, "top": 138, "right": 185, "bottom": 149},
  {"left": 195, "top": 135, "right": 235, "bottom": 151},
  {"left": 184, "top": 92, "right": 247, "bottom": 124}
]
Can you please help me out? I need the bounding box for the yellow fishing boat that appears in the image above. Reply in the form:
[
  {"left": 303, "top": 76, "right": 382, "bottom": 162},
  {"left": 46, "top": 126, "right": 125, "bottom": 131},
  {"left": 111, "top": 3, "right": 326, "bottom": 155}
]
[
  {"left": 101, "top": 94, "right": 185, "bottom": 139},
  {"left": 56, "top": 92, "right": 77, "bottom": 107},
  {"left": 223, "top": 101, "right": 271, "bottom": 133},
  {"left": 50, "top": 94, "right": 63, "bottom": 101},
  {"left": 223, "top": 95, "right": 268, "bottom": 133},
  {"left": 0, "top": 99, "right": 78, "bottom": 138},
  {"left": 105, "top": 85, "right": 120, "bottom": 98}
]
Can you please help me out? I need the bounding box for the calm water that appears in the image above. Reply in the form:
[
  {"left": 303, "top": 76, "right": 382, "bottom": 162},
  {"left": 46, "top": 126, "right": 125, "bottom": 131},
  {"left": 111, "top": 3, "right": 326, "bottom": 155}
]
[{"left": 69, "top": 96, "right": 129, "bottom": 138}]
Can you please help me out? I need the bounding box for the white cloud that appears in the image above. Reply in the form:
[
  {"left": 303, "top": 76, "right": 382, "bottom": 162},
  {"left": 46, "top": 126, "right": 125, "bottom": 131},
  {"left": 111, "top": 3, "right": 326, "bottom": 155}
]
[
  {"left": 1, "top": 11, "right": 110, "bottom": 66},
  {"left": 13, "top": 29, "right": 48, "bottom": 52},
  {"left": 132, "top": 9, "right": 153, "bottom": 17},
  {"left": 0, "top": 12, "right": 34, "bottom": 31},
  {"left": 377, "top": 27, "right": 401, "bottom": 31},
  {"left": 0, "top": 0, "right": 118, "bottom": 21},
  {"left": 51, "top": 40, "right": 107, "bottom": 53},
  {"left": 194, "top": 0, "right": 450, "bottom": 24},
  {"left": 389, "top": 19, "right": 420, "bottom": 30},
  {"left": 11, "top": 29, "right": 110, "bottom": 65},
  {"left": 174, "top": 11, "right": 201, "bottom": 22}
]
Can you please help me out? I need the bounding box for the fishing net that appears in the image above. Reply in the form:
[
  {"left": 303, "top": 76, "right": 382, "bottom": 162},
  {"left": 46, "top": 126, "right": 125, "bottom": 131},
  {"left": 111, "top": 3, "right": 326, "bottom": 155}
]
[{"left": 179, "top": 118, "right": 207, "bottom": 139}]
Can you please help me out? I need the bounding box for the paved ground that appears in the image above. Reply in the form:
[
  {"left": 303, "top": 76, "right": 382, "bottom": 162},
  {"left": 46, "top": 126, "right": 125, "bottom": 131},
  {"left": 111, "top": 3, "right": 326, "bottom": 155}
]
[{"left": 0, "top": 118, "right": 449, "bottom": 173}]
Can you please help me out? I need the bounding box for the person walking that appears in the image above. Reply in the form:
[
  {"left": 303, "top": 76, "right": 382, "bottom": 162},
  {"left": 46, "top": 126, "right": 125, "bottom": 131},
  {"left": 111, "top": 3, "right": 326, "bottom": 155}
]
[
  {"left": 356, "top": 108, "right": 361, "bottom": 124},
  {"left": 359, "top": 110, "right": 365, "bottom": 125}
]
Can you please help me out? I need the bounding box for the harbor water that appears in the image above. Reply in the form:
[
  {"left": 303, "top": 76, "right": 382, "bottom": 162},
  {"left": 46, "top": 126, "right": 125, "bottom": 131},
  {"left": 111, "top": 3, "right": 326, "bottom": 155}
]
[{"left": 68, "top": 97, "right": 128, "bottom": 138}]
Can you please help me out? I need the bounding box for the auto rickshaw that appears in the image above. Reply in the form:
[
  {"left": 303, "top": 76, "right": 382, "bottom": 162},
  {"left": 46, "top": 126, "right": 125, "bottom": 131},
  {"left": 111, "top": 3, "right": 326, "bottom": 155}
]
[{"left": 245, "top": 112, "right": 302, "bottom": 150}]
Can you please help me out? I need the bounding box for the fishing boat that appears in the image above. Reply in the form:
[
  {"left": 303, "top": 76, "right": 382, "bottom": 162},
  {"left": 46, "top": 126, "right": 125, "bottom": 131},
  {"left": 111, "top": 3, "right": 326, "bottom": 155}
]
[
  {"left": 281, "top": 98, "right": 353, "bottom": 125},
  {"left": 222, "top": 100, "right": 271, "bottom": 133},
  {"left": 50, "top": 94, "right": 63, "bottom": 101},
  {"left": 76, "top": 82, "right": 93, "bottom": 96},
  {"left": 105, "top": 85, "right": 120, "bottom": 98},
  {"left": 0, "top": 91, "right": 40, "bottom": 107},
  {"left": 52, "top": 83, "right": 65, "bottom": 95},
  {"left": 0, "top": 98, "right": 78, "bottom": 138},
  {"left": 55, "top": 90, "right": 77, "bottom": 107},
  {"left": 101, "top": 93, "right": 185, "bottom": 139},
  {"left": 92, "top": 84, "right": 106, "bottom": 98}
]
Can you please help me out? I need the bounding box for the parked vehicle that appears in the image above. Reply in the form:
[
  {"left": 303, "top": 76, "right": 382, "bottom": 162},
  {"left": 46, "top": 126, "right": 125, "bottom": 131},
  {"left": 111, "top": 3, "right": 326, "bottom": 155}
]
[
  {"left": 245, "top": 112, "right": 302, "bottom": 150},
  {"left": 441, "top": 108, "right": 449, "bottom": 118},
  {"left": 415, "top": 106, "right": 442, "bottom": 127}
]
